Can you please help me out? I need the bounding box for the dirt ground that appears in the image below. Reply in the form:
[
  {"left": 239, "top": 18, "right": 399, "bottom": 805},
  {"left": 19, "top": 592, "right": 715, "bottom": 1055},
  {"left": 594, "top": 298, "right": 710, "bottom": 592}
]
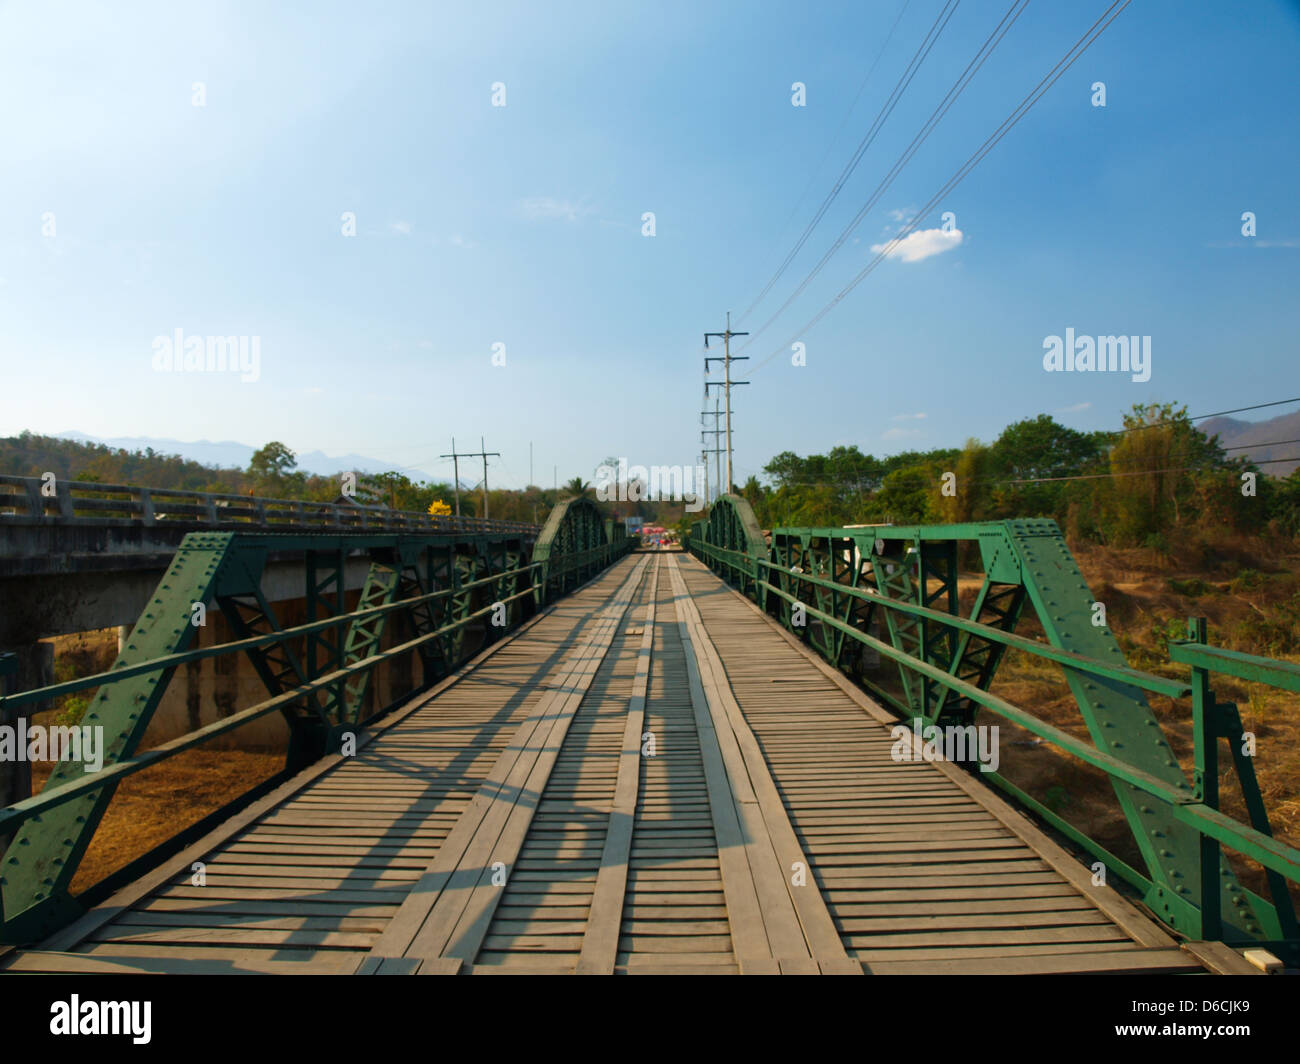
[
  {"left": 31, "top": 748, "right": 283, "bottom": 894},
  {"left": 25, "top": 628, "right": 284, "bottom": 893},
  {"left": 986, "top": 538, "right": 1300, "bottom": 910}
]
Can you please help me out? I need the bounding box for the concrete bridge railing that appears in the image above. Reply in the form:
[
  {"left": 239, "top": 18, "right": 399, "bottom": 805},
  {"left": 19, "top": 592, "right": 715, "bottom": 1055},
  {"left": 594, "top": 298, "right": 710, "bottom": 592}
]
[{"left": 0, "top": 473, "right": 537, "bottom": 535}]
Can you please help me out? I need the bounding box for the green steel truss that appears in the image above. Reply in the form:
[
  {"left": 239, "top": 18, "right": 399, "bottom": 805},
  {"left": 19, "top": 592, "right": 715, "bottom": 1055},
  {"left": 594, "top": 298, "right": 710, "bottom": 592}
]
[
  {"left": 690, "top": 496, "right": 1300, "bottom": 958},
  {"left": 0, "top": 513, "right": 632, "bottom": 944},
  {"left": 531, "top": 496, "right": 624, "bottom": 601}
]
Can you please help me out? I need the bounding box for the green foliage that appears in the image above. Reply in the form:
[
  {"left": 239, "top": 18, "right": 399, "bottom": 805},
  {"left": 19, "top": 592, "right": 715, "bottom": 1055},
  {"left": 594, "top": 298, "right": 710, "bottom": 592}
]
[
  {"left": 988, "top": 414, "right": 1106, "bottom": 518},
  {"left": 1043, "top": 785, "right": 1071, "bottom": 814},
  {"left": 744, "top": 402, "right": 1266, "bottom": 555},
  {"left": 53, "top": 695, "right": 90, "bottom": 728},
  {"left": 1093, "top": 403, "right": 1234, "bottom": 546},
  {"left": 1147, "top": 617, "right": 1188, "bottom": 656},
  {"left": 247, "top": 441, "right": 306, "bottom": 496},
  {"left": 1238, "top": 593, "right": 1300, "bottom": 655},
  {"left": 0, "top": 432, "right": 562, "bottom": 525},
  {"left": 1229, "top": 569, "right": 1264, "bottom": 593},
  {"left": 0, "top": 431, "right": 246, "bottom": 493},
  {"left": 1263, "top": 469, "right": 1300, "bottom": 535}
]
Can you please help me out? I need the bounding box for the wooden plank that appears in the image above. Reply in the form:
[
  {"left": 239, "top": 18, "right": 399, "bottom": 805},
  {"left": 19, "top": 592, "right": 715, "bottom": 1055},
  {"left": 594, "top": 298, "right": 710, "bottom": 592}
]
[
  {"left": 667, "top": 555, "right": 850, "bottom": 967},
  {"left": 1180, "top": 940, "right": 1264, "bottom": 975},
  {"left": 865, "top": 948, "right": 1204, "bottom": 976},
  {"left": 365, "top": 557, "right": 649, "bottom": 963},
  {"left": 3, "top": 949, "right": 353, "bottom": 975},
  {"left": 417, "top": 570, "right": 645, "bottom": 961},
  {"left": 28, "top": 582, "right": 584, "bottom": 956},
  {"left": 667, "top": 563, "right": 776, "bottom": 971},
  {"left": 676, "top": 555, "right": 1183, "bottom": 956},
  {"left": 578, "top": 558, "right": 658, "bottom": 974}
]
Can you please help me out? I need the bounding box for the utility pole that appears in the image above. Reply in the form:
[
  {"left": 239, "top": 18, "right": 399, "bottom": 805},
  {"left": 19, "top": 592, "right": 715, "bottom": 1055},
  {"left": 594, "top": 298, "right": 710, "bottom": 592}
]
[
  {"left": 713, "top": 394, "right": 721, "bottom": 500},
  {"left": 705, "top": 312, "right": 748, "bottom": 496},
  {"left": 440, "top": 437, "right": 499, "bottom": 520},
  {"left": 440, "top": 436, "right": 462, "bottom": 517},
  {"left": 701, "top": 405, "right": 723, "bottom": 506},
  {"left": 479, "top": 436, "right": 497, "bottom": 520}
]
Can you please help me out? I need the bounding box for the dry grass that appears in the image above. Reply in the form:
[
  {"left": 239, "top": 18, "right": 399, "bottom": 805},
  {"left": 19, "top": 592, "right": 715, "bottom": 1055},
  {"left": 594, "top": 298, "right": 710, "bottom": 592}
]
[
  {"left": 31, "top": 749, "right": 284, "bottom": 894},
  {"left": 988, "top": 536, "right": 1300, "bottom": 910},
  {"left": 26, "top": 628, "right": 285, "bottom": 896}
]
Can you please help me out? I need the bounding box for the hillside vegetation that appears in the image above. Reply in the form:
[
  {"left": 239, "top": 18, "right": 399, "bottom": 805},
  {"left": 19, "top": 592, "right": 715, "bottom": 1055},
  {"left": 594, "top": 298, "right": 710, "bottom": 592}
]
[{"left": 1, "top": 432, "right": 685, "bottom": 527}]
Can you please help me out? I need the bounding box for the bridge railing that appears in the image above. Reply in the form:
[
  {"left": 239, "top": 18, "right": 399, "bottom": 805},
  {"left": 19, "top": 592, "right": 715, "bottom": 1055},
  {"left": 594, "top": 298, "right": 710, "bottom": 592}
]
[
  {"left": 689, "top": 503, "right": 1300, "bottom": 960},
  {"left": 0, "top": 473, "right": 537, "bottom": 535},
  {"left": 0, "top": 517, "right": 632, "bottom": 944}
]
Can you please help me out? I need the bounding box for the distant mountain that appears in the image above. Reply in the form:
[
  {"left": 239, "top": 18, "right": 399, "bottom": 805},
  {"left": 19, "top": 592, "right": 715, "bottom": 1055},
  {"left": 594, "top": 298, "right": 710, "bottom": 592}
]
[
  {"left": 1198, "top": 409, "right": 1300, "bottom": 478},
  {"left": 55, "top": 431, "right": 444, "bottom": 483}
]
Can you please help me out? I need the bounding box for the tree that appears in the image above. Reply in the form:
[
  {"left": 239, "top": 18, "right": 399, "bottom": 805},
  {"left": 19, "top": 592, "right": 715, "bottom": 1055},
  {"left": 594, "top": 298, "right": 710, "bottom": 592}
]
[
  {"left": 247, "top": 441, "right": 305, "bottom": 497},
  {"left": 563, "top": 476, "right": 592, "bottom": 498},
  {"left": 988, "top": 414, "right": 1105, "bottom": 518},
  {"left": 940, "top": 440, "right": 995, "bottom": 523},
  {"left": 762, "top": 451, "right": 806, "bottom": 491},
  {"left": 874, "top": 467, "right": 936, "bottom": 524},
  {"left": 1094, "top": 403, "right": 1227, "bottom": 546}
]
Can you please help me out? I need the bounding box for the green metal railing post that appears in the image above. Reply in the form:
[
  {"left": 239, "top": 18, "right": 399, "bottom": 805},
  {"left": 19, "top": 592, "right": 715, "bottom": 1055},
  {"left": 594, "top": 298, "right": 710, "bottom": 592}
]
[{"left": 1188, "top": 616, "right": 1221, "bottom": 941}]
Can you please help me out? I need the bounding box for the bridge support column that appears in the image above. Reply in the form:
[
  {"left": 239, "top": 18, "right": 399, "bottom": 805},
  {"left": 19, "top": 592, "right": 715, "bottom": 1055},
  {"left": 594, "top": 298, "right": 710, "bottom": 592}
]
[
  {"left": 151, "top": 614, "right": 290, "bottom": 749},
  {"left": 0, "top": 643, "right": 52, "bottom": 853}
]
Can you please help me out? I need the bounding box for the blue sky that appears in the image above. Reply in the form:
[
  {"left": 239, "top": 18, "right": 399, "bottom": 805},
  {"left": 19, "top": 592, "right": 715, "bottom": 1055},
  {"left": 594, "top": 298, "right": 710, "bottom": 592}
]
[{"left": 1, "top": 0, "right": 1297, "bottom": 490}]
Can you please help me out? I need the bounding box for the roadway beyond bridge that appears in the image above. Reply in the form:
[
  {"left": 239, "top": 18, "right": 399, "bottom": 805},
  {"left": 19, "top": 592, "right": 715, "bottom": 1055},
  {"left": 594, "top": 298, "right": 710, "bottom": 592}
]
[{"left": 0, "top": 550, "right": 1266, "bottom": 975}]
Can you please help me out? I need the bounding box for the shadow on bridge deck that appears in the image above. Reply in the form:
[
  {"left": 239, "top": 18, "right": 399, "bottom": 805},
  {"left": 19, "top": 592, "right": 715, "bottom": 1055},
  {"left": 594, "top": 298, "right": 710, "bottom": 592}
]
[{"left": 1, "top": 554, "right": 1250, "bottom": 975}]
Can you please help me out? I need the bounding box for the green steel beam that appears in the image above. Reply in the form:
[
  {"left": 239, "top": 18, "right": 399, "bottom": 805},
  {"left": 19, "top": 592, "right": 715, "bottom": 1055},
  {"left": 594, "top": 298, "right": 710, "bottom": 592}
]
[
  {"left": 0, "top": 532, "right": 236, "bottom": 942},
  {"left": 690, "top": 498, "right": 1291, "bottom": 947},
  {"left": 0, "top": 512, "right": 634, "bottom": 945},
  {"left": 337, "top": 562, "right": 401, "bottom": 726}
]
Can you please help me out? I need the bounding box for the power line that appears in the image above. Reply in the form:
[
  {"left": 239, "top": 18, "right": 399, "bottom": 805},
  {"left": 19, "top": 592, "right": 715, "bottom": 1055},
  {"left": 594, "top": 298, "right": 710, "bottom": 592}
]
[
  {"left": 752, "top": 0, "right": 1132, "bottom": 372},
  {"left": 439, "top": 437, "right": 500, "bottom": 519},
  {"left": 738, "top": 395, "right": 1300, "bottom": 490},
  {"left": 750, "top": 455, "right": 1298, "bottom": 492},
  {"left": 979, "top": 455, "right": 1298, "bottom": 487},
  {"left": 757, "top": 0, "right": 913, "bottom": 275},
  {"left": 1223, "top": 437, "right": 1300, "bottom": 452},
  {"left": 735, "top": 0, "right": 955, "bottom": 328},
  {"left": 1119, "top": 397, "right": 1300, "bottom": 435},
  {"left": 1052, "top": 397, "right": 1300, "bottom": 445},
  {"left": 738, "top": 0, "right": 1029, "bottom": 354}
]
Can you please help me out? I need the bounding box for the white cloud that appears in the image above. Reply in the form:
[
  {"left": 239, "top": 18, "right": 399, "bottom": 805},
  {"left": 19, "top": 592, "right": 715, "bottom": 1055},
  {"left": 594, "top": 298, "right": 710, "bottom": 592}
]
[
  {"left": 892, "top": 412, "right": 927, "bottom": 421},
  {"left": 871, "top": 227, "right": 963, "bottom": 263},
  {"left": 887, "top": 206, "right": 916, "bottom": 223},
  {"left": 448, "top": 234, "right": 475, "bottom": 248},
  {"left": 517, "top": 197, "right": 596, "bottom": 222},
  {"left": 390, "top": 220, "right": 412, "bottom": 236},
  {"left": 1056, "top": 401, "right": 1091, "bottom": 413}
]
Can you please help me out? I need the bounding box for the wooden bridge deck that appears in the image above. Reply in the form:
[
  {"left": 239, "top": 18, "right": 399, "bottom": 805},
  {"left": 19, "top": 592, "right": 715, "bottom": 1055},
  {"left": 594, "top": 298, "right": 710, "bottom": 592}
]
[{"left": 2, "top": 553, "right": 1220, "bottom": 975}]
